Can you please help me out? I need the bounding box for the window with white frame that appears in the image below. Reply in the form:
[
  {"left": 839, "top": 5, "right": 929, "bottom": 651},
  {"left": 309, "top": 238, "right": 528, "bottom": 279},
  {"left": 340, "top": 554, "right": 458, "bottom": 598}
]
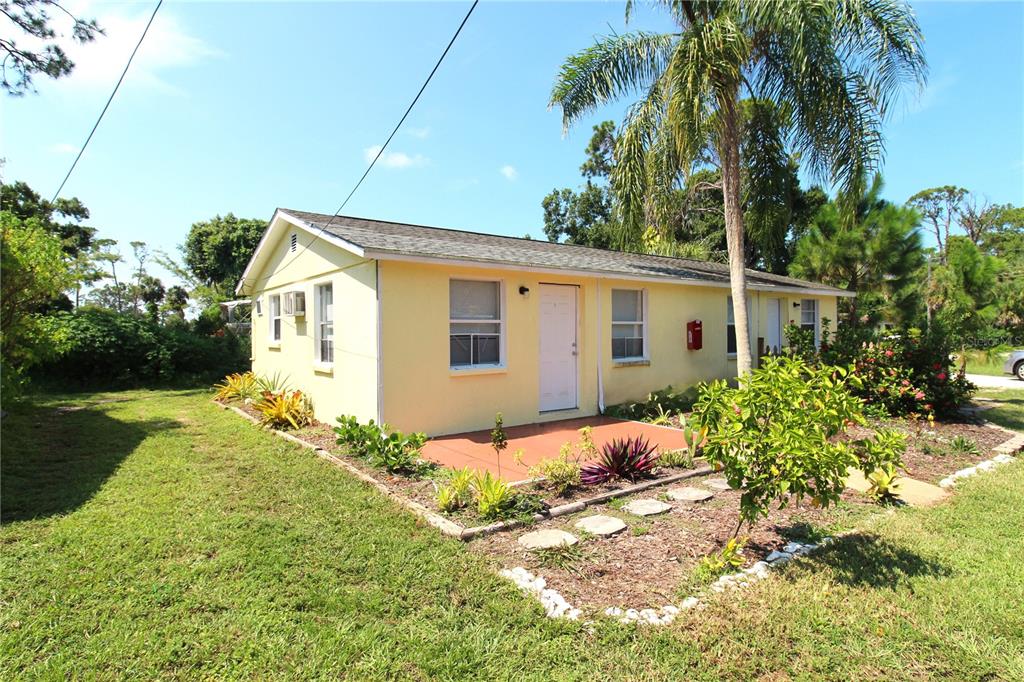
[
  {"left": 726, "top": 296, "right": 752, "bottom": 356},
  {"left": 449, "top": 279, "right": 502, "bottom": 367},
  {"left": 269, "top": 294, "right": 281, "bottom": 342},
  {"left": 800, "top": 299, "right": 818, "bottom": 344},
  {"left": 611, "top": 288, "right": 646, "bottom": 360},
  {"left": 316, "top": 283, "right": 333, "bottom": 364},
  {"left": 726, "top": 296, "right": 737, "bottom": 355}
]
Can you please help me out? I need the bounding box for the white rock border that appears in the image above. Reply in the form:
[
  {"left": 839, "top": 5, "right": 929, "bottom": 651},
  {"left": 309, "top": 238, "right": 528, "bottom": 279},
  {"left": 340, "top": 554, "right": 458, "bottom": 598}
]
[
  {"left": 500, "top": 567, "right": 581, "bottom": 620},
  {"left": 939, "top": 453, "right": 1016, "bottom": 488},
  {"left": 502, "top": 539, "right": 834, "bottom": 625}
]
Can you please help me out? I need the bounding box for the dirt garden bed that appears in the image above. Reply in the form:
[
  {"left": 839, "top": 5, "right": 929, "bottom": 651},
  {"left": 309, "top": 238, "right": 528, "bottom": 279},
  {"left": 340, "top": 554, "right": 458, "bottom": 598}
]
[
  {"left": 469, "top": 471, "right": 878, "bottom": 612},
  {"left": 843, "top": 415, "right": 1014, "bottom": 484}
]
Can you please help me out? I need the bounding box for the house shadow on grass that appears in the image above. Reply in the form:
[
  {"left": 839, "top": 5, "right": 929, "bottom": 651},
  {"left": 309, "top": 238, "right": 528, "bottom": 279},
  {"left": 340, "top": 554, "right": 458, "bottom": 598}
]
[
  {"left": 1, "top": 403, "right": 181, "bottom": 523},
  {"left": 783, "top": 531, "right": 951, "bottom": 590}
]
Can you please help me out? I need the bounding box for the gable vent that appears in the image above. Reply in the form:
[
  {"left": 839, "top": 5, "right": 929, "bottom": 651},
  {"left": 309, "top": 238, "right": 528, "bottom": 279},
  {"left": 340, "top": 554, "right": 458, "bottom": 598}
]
[{"left": 289, "top": 233, "right": 297, "bottom": 252}]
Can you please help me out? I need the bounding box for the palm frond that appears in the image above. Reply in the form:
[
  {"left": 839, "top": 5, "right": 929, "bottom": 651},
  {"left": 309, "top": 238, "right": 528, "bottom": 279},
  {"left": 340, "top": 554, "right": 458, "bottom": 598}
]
[{"left": 550, "top": 31, "right": 677, "bottom": 131}]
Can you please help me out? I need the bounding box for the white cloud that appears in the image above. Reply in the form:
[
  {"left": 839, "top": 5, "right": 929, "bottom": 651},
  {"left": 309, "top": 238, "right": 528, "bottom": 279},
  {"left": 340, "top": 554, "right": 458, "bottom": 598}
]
[
  {"left": 500, "top": 165, "right": 518, "bottom": 181},
  {"left": 406, "top": 127, "right": 430, "bottom": 139},
  {"left": 34, "top": 4, "right": 221, "bottom": 95},
  {"left": 49, "top": 143, "right": 79, "bottom": 154},
  {"left": 363, "top": 145, "right": 428, "bottom": 169}
]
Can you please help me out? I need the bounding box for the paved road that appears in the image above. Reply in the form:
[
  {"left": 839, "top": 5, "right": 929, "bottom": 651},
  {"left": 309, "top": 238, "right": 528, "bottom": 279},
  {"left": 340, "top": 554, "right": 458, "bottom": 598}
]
[{"left": 966, "top": 373, "right": 1024, "bottom": 390}]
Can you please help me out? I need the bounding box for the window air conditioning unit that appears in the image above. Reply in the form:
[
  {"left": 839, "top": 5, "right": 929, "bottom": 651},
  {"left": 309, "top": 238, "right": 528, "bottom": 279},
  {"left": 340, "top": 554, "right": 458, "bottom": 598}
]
[{"left": 283, "top": 291, "right": 306, "bottom": 317}]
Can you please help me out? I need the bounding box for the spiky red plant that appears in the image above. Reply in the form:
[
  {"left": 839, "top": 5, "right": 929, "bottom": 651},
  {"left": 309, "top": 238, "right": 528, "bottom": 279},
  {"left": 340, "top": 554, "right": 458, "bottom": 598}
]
[{"left": 580, "top": 436, "right": 659, "bottom": 485}]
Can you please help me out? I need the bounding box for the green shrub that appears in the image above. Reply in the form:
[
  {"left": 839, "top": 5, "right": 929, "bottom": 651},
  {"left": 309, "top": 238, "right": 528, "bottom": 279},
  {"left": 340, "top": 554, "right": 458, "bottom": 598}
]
[
  {"left": 520, "top": 427, "right": 594, "bottom": 494},
  {"left": 472, "top": 471, "right": 515, "bottom": 520},
  {"left": 32, "top": 308, "right": 248, "bottom": 387},
  {"left": 333, "top": 415, "right": 430, "bottom": 475},
  {"left": 949, "top": 435, "right": 981, "bottom": 456},
  {"left": 787, "top": 322, "right": 975, "bottom": 417},
  {"left": 693, "top": 356, "right": 906, "bottom": 526},
  {"left": 690, "top": 537, "right": 747, "bottom": 587},
  {"left": 659, "top": 448, "right": 694, "bottom": 469},
  {"left": 605, "top": 385, "right": 698, "bottom": 422}
]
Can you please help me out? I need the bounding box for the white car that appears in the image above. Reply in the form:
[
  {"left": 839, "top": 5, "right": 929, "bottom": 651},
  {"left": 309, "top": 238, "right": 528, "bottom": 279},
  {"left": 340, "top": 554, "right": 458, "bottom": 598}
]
[{"left": 1003, "top": 350, "right": 1024, "bottom": 380}]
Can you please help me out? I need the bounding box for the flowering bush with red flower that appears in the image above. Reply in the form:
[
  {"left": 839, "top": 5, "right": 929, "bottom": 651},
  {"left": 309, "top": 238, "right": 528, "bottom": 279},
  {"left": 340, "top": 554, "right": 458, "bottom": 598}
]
[{"left": 786, "top": 322, "right": 974, "bottom": 417}]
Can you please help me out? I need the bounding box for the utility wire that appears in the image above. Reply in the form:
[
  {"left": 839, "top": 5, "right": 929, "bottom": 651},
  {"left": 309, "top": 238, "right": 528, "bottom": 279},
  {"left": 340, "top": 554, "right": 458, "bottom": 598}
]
[
  {"left": 51, "top": 0, "right": 163, "bottom": 203},
  {"left": 242, "top": 0, "right": 479, "bottom": 289}
]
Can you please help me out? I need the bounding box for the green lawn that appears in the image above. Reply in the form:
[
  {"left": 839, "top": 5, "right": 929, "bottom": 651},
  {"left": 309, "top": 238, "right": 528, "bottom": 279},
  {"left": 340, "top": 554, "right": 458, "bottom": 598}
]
[
  {"left": 2, "top": 390, "right": 1023, "bottom": 680},
  {"left": 976, "top": 387, "right": 1024, "bottom": 432}
]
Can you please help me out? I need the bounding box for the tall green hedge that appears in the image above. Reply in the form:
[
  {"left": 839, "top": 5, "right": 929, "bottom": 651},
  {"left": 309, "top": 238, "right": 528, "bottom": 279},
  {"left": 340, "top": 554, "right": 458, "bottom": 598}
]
[{"left": 31, "top": 308, "right": 250, "bottom": 388}]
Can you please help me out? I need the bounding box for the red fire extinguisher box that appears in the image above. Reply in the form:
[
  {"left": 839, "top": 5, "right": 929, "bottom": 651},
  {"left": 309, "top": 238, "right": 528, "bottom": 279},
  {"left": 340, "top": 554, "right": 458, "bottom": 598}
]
[{"left": 686, "top": 320, "right": 703, "bottom": 350}]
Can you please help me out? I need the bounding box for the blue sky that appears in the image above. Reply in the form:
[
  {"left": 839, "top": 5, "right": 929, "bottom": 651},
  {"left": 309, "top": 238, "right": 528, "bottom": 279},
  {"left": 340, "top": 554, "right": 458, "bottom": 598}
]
[{"left": 3, "top": 1, "right": 1022, "bottom": 286}]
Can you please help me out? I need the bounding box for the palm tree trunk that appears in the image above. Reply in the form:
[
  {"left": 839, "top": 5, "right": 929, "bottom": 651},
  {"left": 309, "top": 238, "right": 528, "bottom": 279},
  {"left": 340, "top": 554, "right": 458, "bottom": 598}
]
[{"left": 719, "top": 93, "right": 753, "bottom": 376}]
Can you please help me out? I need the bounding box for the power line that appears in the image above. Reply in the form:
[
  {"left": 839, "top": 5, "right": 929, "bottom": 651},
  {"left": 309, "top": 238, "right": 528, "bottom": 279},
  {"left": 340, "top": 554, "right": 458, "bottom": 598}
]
[
  {"left": 242, "top": 0, "right": 479, "bottom": 289},
  {"left": 51, "top": 0, "right": 163, "bottom": 203}
]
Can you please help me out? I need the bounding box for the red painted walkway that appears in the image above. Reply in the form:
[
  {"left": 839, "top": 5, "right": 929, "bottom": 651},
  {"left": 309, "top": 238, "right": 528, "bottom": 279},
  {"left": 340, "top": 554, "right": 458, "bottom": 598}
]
[{"left": 421, "top": 416, "right": 691, "bottom": 481}]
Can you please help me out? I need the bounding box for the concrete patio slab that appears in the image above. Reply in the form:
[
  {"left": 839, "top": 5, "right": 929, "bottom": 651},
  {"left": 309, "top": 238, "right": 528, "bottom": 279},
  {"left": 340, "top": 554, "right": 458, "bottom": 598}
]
[
  {"left": 421, "top": 416, "right": 691, "bottom": 481},
  {"left": 845, "top": 467, "right": 950, "bottom": 507}
]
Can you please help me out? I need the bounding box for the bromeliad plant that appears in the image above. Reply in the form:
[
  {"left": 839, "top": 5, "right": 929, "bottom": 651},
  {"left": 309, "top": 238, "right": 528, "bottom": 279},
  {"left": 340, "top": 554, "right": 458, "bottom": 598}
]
[
  {"left": 866, "top": 463, "right": 902, "bottom": 504},
  {"left": 255, "top": 390, "right": 313, "bottom": 430},
  {"left": 692, "top": 356, "right": 906, "bottom": 532},
  {"left": 580, "top": 436, "right": 659, "bottom": 486},
  {"left": 214, "top": 372, "right": 260, "bottom": 402}
]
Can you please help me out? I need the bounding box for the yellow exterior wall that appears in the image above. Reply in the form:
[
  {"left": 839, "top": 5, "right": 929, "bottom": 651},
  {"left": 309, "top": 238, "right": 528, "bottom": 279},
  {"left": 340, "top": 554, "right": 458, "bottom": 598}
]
[
  {"left": 248, "top": 230, "right": 379, "bottom": 425},
  {"left": 379, "top": 259, "right": 841, "bottom": 436}
]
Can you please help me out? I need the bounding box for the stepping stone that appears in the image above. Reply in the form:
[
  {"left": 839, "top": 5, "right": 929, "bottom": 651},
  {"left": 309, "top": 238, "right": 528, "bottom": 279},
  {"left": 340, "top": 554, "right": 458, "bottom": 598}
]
[
  {"left": 704, "top": 478, "right": 733, "bottom": 491},
  {"left": 622, "top": 499, "right": 672, "bottom": 516},
  {"left": 518, "top": 529, "right": 578, "bottom": 550},
  {"left": 574, "top": 514, "right": 627, "bottom": 536},
  {"left": 666, "top": 486, "right": 714, "bottom": 503}
]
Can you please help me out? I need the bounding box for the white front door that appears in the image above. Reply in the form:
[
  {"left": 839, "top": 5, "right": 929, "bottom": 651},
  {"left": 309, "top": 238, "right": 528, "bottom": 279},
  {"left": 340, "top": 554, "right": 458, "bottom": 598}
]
[
  {"left": 538, "top": 284, "right": 578, "bottom": 412},
  {"left": 766, "top": 298, "right": 782, "bottom": 354}
]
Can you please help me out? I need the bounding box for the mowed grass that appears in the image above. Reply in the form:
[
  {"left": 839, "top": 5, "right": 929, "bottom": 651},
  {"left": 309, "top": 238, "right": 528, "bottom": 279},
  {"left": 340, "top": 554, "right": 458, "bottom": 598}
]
[
  {"left": 2, "top": 390, "right": 1023, "bottom": 680},
  {"left": 976, "top": 387, "right": 1024, "bottom": 432}
]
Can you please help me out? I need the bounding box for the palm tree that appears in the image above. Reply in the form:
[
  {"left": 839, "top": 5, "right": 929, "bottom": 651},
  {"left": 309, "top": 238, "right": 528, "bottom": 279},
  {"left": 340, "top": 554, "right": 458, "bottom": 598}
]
[{"left": 550, "top": 0, "right": 926, "bottom": 375}]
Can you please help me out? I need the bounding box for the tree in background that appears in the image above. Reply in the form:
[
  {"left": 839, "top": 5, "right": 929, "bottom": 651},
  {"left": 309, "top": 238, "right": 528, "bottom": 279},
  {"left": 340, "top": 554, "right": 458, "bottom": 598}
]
[
  {"left": 907, "top": 186, "right": 968, "bottom": 260},
  {"left": 138, "top": 275, "right": 166, "bottom": 324},
  {"left": 183, "top": 214, "right": 267, "bottom": 294},
  {"left": 925, "top": 237, "right": 1000, "bottom": 348},
  {"left": 790, "top": 175, "right": 924, "bottom": 326},
  {"left": 550, "top": 0, "right": 927, "bottom": 375},
  {"left": 164, "top": 285, "right": 189, "bottom": 322},
  {"left": 0, "top": 0, "right": 102, "bottom": 95},
  {"left": 0, "top": 211, "right": 75, "bottom": 393}
]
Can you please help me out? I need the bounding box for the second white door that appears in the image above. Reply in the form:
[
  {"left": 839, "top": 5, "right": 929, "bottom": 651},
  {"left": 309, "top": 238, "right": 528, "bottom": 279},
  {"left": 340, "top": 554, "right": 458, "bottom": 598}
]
[{"left": 538, "top": 284, "right": 578, "bottom": 412}]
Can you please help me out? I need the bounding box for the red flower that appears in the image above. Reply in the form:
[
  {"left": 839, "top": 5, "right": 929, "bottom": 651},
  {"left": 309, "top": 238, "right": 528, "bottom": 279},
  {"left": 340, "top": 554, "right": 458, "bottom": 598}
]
[
  {"left": 885, "top": 350, "right": 894, "bottom": 357},
  {"left": 915, "top": 391, "right": 925, "bottom": 400},
  {"left": 901, "top": 379, "right": 911, "bottom": 387},
  {"left": 937, "top": 372, "right": 947, "bottom": 381},
  {"left": 933, "top": 363, "right": 942, "bottom": 370},
  {"left": 924, "top": 403, "right": 933, "bottom": 411}
]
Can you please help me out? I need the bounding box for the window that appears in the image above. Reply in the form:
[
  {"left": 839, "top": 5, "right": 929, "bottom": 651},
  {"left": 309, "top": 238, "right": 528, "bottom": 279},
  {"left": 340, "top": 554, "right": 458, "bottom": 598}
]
[
  {"left": 611, "top": 288, "right": 646, "bottom": 360},
  {"left": 316, "top": 283, "right": 334, "bottom": 364},
  {"left": 449, "top": 280, "right": 502, "bottom": 367},
  {"left": 726, "top": 296, "right": 751, "bottom": 356},
  {"left": 254, "top": 296, "right": 262, "bottom": 316},
  {"left": 269, "top": 294, "right": 281, "bottom": 342},
  {"left": 800, "top": 299, "right": 818, "bottom": 345},
  {"left": 726, "top": 297, "right": 737, "bottom": 355}
]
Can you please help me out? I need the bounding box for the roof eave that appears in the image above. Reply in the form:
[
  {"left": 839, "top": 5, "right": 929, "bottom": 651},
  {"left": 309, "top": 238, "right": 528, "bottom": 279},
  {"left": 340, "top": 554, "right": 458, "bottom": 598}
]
[{"left": 364, "top": 249, "right": 854, "bottom": 297}]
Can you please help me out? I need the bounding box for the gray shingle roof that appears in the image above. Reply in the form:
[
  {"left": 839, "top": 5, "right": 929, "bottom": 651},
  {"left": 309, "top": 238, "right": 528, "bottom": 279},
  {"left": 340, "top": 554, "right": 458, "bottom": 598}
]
[{"left": 281, "top": 209, "right": 849, "bottom": 295}]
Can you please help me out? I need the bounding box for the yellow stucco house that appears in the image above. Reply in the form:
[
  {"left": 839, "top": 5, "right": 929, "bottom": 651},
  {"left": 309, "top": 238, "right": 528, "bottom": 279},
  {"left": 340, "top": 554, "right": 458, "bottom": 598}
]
[{"left": 236, "top": 209, "right": 851, "bottom": 436}]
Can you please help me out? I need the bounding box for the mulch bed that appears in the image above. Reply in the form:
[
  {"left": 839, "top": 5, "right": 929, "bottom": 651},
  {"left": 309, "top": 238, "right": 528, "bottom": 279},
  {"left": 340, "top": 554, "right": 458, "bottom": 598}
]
[
  {"left": 219, "top": 396, "right": 1019, "bottom": 615},
  {"left": 469, "top": 473, "right": 875, "bottom": 612},
  {"left": 845, "top": 415, "right": 1013, "bottom": 484}
]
